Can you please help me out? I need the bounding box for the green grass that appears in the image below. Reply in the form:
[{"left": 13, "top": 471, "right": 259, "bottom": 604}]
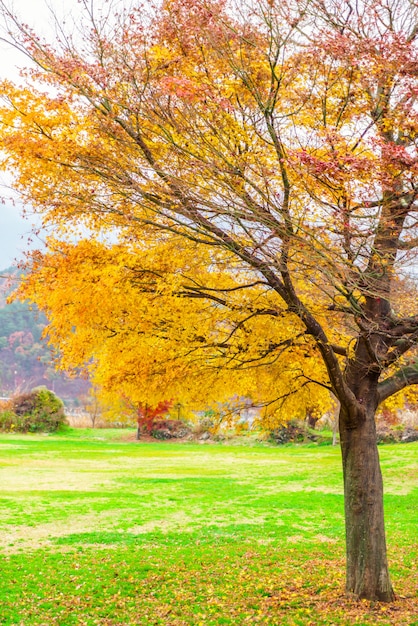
[{"left": 0, "top": 429, "right": 417, "bottom": 625}]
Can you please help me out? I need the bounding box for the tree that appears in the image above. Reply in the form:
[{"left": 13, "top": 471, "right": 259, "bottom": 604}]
[
  {"left": 11, "top": 238, "right": 334, "bottom": 426},
  {"left": 0, "top": 282, "right": 90, "bottom": 399},
  {"left": 1, "top": 0, "right": 418, "bottom": 601},
  {"left": 135, "top": 400, "right": 174, "bottom": 438}
]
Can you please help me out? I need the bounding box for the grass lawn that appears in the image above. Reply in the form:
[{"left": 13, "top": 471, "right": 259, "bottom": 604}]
[{"left": 0, "top": 429, "right": 417, "bottom": 625}]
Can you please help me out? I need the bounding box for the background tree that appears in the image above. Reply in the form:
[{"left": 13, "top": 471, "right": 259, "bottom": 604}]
[
  {"left": 13, "top": 238, "right": 334, "bottom": 425},
  {"left": 0, "top": 269, "right": 90, "bottom": 400},
  {"left": 1, "top": 0, "right": 418, "bottom": 602}
]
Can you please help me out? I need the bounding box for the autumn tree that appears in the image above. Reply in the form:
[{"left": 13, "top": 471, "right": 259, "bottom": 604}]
[
  {"left": 1, "top": 0, "right": 418, "bottom": 602},
  {"left": 13, "top": 238, "right": 331, "bottom": 426}
]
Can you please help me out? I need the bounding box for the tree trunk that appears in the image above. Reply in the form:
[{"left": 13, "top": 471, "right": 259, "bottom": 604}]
[
  {"left": 339, "top": 406, "right": 395, "bottom": 601},
  {"left": 306, "top": 414, "right": 319, "bottom": 429}
]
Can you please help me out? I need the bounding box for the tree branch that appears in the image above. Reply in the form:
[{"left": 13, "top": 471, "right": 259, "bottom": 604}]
[{"left": 377, "top": 363, "right": 418, "bottom": 404}]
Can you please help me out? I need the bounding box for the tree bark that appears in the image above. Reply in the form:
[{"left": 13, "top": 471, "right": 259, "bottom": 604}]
[
  {"left": 306, "top": 414, "right": 319, "bottom": 429},
  {"left": 339, "top": 405, "right": 395, "bottom": 601}
]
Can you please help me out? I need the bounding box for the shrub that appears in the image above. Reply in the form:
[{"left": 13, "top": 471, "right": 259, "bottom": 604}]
[
  {"left": 0, "top": 409, "right": 17, "bottom": 431},
  {"left": 376, "top": 424, "right": 418, "bottom": 444},
  {"left": 150, "top": 419, "right": 190, "bottom": 439},
  {"left": 0, "top": 387, "right": 67, "bottom": 433},
  {"left": 192, "top": 415, "right": 215, "bottom": 436},
  {"left": 268, "top": 420, "right": 318, "bottom": 445}
]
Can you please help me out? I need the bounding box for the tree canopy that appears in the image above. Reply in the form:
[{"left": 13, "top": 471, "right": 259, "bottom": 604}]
[{"left": 1, "top": 0, "right": 418, "bottom": 602}]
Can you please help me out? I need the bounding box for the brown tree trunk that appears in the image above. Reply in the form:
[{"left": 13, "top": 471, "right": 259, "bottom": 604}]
[
  {"left": 339, "top": 405, "right": 395, "bottom": 601},
  {"left": 307, "top": 414, "right": 319, "bottom": 429}
]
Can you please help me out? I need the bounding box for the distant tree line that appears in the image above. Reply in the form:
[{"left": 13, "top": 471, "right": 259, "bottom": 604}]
[{"left": 0, "top": 268, "right": 89, "bottom": 401}]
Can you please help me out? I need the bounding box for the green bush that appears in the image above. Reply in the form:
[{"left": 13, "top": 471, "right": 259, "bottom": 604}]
[
  {"left": 0, "top": 409, "right": 17, "bottom": 431},
  {"left": 0, "top": 387, "right": 67, "bottom": 433}
]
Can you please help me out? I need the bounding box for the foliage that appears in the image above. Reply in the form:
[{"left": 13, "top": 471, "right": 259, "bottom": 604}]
[
  {"left": 0, "top": 0, "right": 416, "bottom": 418},
  {"left": 0, "top": 387, "right": 67, "bottom": 432},
  {"left": 0, "top": 433, "right": 416, "bottom": 624},
  {"left": 0, "top": 409, "right": 16, "bottom": 432},
  {"left": 149, "top": 418, "right": 191, "bottom": 439},
  {"left": 376, "top": 425, "right": 418, "bottom": 445},
  {"left": 268, "top": 419, "right": 319, "bottom": 445},
  {"left": 0, "top": 291, "right": 50, "bottom": 392},
  {"left": 136, "top": 400, "right": 174, "bottom": 434},
  {"left": 8, "top": 239, "right": 334, "bottom": 425},
  {"left": 0, "top": 267, "right": 90, "bottom": 400}
]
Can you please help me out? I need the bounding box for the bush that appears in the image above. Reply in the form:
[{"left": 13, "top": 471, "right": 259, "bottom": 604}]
[
  {"left": 376, "top": 425, "right": 418, "bottom": 444},
  {"left": 268, "top": 420, "right": 318, "bottom": 445},
  {"left": 192, "top": 415, "right": 215, "bottom": 436},
  {"left": 0, "top": 409, "right": 17, "bottom": 431},
  {"left": 0, "top": 387, "right": 67, "bottom": 433},
  {"left": 150, "top": 419, "right": 190, "bottom": 439},
  {"left": 376, "top": 425, "right": 398, "bottom": 444}
]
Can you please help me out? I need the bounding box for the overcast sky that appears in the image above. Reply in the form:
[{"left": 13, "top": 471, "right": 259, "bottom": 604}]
[{"left": 0, "top": 0, "right": 80, "bottom": 269}]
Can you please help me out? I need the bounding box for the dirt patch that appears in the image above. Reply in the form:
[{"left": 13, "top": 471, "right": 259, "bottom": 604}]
[
  {"left": 120, "top": 431, "right": 217, "bottom": 444},
  {"left": 0, "top": 512, "right": 117, "bottom": 553}
]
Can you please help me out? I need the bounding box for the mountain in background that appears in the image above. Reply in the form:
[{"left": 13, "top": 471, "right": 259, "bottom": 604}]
[{"left": 0, "top": 267, "right": 89, "bottom": 404}]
